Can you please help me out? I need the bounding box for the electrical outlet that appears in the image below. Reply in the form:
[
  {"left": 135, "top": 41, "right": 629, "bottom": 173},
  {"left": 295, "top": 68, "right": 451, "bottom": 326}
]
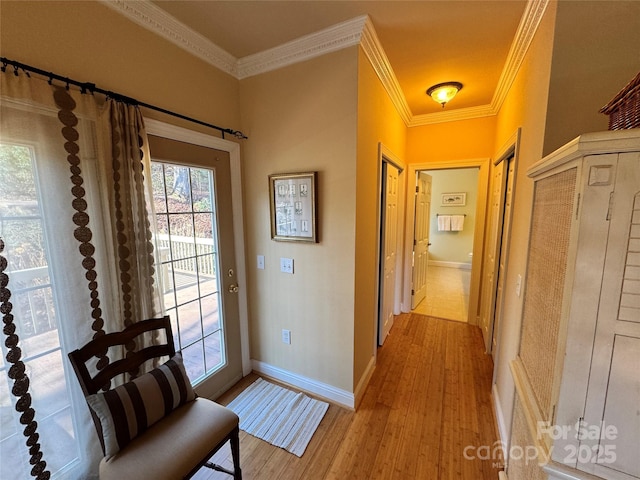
[
  {"left": 282, "top": 329, "right": 291, "bottom": 344},
  {"left": 280, "top": 257, "right": 294, "bottom": 274},
  {"left": 257, "top": 255, "right": 265, "bottom": 270},
  {"left": 516, "top": 274, "right": 523, "bottom": 297}
]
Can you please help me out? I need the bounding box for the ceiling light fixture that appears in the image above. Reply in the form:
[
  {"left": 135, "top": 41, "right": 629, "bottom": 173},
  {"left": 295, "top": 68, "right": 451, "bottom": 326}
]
[{"left": 426, "top": 82, "right": 463, "bottom": 108}]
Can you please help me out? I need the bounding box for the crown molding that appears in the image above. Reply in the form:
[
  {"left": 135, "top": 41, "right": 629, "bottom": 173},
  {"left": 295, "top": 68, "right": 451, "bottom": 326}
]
[
  {"left": 105, "top": 0, "right": 548, "bottom": 126},
  {"left": 359, "top": 16, "right": 413, "bottom": 125},
  {"left": 410, "top": 104, "right": 497, "bottom": 127},
  {"left": 491, "top": 0, "right": 549, "bottom": 111},
  {"left": 237, "top": 16, "right": 367, "bottom": 79},
  {"left": 100, "top": 0, "right": 237, "bottom": 77}
]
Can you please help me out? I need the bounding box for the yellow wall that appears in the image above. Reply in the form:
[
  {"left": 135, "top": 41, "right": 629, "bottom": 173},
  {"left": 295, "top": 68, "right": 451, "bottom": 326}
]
[
  {"left": 491, "top": 1, "right": 557, "bottom": 442},
  {"left": 0, "top": 1, "right": 240, "bottom": 133},
  {"left": 240, "top": 48, "right": 359, "bottom": 392},
  {"left": 354, "top": 48, "right": 407, "bottom": 394},
  {"left": 543, "top": 0, "right": 640, "bottom": 155},
  {"left": 406, "top": 116, "right": 497, "bottom": 164}
]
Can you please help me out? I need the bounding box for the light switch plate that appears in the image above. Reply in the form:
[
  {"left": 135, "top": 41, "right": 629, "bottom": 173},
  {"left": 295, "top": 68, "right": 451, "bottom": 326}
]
[
  {"left": 280, "top": 257, "right": 294, "bottom": 274},
  {"left": 257, "top": 255, "right": 265, "bottom": 270}
]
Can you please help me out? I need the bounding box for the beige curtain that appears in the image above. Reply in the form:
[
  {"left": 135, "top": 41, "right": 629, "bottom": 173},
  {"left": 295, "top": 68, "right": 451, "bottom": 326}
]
[
  {"left": 103, "top": 100, "right": 163, "bottom": 371},
  {"left": 0, "top": 71, "right": 163, "bottom": 480}
]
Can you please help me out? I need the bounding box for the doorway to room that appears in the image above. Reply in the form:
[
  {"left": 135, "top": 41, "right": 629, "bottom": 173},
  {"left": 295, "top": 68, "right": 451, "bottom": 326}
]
[
  {"left": 402, "top": 159, "right": 489, "bottom": 327},
  {"left": 411, "top": 167, "right": 479, "bottom": 322}
]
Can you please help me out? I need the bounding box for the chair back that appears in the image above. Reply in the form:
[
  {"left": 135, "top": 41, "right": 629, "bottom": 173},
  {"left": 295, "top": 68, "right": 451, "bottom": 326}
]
[{"left": 68, "top": 316, "right": 175, "bottom": 396}]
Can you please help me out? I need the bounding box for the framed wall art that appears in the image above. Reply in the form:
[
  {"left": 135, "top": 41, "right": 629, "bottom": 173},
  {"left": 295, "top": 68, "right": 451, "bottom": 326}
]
[
  {"left": 269, "top": 171, "right": 318, "bottom": 242},
  {"left": 441, "top": 192, "right": 466, "bottom": 206}
]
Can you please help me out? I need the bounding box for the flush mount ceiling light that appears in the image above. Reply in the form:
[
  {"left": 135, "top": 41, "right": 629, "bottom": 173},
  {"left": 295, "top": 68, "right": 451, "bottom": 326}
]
[{"left": 426, "top": 82, "right": 463, "bottom": 108}]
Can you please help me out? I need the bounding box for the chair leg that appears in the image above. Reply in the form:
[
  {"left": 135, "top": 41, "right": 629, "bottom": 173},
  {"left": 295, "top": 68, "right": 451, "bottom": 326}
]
[{"left": 230, "top": 426, "right": 242, "bottom": 480}]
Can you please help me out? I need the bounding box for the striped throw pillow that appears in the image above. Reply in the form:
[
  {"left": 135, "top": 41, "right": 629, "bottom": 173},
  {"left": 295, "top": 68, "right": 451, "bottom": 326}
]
[{"left": 86, "top": 353, "right": 196, "bottom": 458}]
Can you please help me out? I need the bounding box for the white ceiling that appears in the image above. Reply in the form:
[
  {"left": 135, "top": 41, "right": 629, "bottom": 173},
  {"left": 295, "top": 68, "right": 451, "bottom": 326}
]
[{"left": 106, "top": 0, "right": 546, "bottom": 125}]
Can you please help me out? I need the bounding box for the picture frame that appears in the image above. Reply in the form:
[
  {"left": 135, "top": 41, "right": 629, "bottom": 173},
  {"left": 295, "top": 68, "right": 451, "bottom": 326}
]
[
  {"left": 441, "top": 192, "right": 466, "bottom": 206},
  {"left": 269, "top": 171, "right": 318, "bottom": 243}
]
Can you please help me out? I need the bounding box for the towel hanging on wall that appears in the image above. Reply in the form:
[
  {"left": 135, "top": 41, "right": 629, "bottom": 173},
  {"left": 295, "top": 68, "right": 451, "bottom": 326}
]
[
  {"left": 451, "top": 215, "right": 465, "bottom": 231},
  {"left": 437, "top": 215, "right": 451, "bottom": 231}
]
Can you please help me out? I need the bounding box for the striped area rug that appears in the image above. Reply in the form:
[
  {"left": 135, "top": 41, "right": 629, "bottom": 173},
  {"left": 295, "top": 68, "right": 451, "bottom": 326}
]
[{"left": 226, "top": 378, "right": 329, "bottom": 457}]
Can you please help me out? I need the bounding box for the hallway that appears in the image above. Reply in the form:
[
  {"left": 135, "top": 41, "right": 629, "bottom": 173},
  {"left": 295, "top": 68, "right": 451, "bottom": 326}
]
[{"left": 204, "top": 313, "right": 502, "bottom": 479}]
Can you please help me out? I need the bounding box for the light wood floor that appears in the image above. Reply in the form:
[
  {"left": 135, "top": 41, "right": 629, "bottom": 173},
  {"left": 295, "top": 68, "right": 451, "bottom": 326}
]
[
  {"left": 196, "top": 314, "right": 502, "bottom": 480},
  {"left": 412, "top": 266, "right": 471, "bottom": 322}
]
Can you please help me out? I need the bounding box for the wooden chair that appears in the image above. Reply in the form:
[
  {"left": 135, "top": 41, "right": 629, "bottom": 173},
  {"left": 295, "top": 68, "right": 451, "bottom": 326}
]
[{"left": 68, "top": 316, "right": 242, "bottom": 480}]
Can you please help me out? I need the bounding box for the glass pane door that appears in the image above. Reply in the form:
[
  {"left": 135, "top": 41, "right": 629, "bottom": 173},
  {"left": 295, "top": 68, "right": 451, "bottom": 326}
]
[{"left": 148, "top": 134, "right": 243, "bottom": 397}]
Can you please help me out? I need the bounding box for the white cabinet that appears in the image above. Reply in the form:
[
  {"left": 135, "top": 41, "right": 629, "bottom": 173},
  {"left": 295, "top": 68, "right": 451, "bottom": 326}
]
[{"left": 508, "top": 130, "right": 640, "bottom": 480}]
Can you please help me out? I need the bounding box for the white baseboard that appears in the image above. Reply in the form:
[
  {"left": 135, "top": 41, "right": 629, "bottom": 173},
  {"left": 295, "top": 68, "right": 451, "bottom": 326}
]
[
  {"left": 492, "top": 384, "right": 510, "bottom": 461},
  {"left": 429, "top": 260, "right": 472, "bottom": 270},
  {"left": 251, "top": 359, "right": 355, "bottom": 409},
  {"left": 499, "top": 471, "right": 508, "bottom": 480}
]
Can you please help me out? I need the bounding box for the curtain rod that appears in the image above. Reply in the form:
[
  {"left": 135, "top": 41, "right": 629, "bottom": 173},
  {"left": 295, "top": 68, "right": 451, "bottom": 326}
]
[
  {"left": 436, "top": 213, "right": 467, "bottom": 216},
  {"left": 0, "top": 57, "right": 247, "bottom": 140}
]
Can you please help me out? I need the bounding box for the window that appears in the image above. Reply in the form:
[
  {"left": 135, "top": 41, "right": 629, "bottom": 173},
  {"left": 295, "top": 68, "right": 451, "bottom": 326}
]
[
  {"left": 0, "top": 143, "right": 80, "bottom": 477},
  {"left": 151, "top": 162, "right": 225, "bottom": 384}
]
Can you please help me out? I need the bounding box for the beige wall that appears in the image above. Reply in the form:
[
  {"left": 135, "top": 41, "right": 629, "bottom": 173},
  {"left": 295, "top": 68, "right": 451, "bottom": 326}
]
[
  {"left": 240, "top": 48, "right": 359, "bottom": 392},
  {"left": 543, "top": 1, "right": 640, "bottom": 155},
  {"left": 491, "top": 1, "right": 557, "bottom": 443},
  {"left": 354, "top": 48, "right": 408, "bottom": 392},
  {"left": 426, "top": 168, "right": 479, "bottom": 265},
  {"left": 0, "top": 1, "right": 241, "bottom": 134}
]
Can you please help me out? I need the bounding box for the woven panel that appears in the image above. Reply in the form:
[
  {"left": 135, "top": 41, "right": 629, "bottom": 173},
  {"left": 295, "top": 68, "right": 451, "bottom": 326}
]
[
  {"left": 508, "top": 397, "right": 548, "bottom": 480},
  {"left": 520, "top": 168, "right": 577, "bottom": 415}
]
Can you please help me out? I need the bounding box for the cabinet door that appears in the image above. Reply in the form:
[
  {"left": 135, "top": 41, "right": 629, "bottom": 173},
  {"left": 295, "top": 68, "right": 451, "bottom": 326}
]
[{"left": 580, "top": 151, "right": 640, "bottom": 480}]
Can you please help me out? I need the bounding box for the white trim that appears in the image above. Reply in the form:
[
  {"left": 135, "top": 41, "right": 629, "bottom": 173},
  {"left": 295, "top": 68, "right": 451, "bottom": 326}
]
[
  {"left": 491, "top": 0, "right": 549, "bottom": 112},
  {"left": 492, "top": 383, "right": 510, "bottom": 461},
  {"left": 237, "top": 16, "right": 367, "bottom": 79},
  {"left": 428, "top": 261, "right": 472, "bottom": 270},
  {"left": 251, "top": 360, "right": 355, "bottom": 409},
  {"left": 100, "top": 0, "right": 237, "bottom": 77},
  {"left": 410, "top": 104, "right": 496, "bottom": 127},
  {"left": 106, "top": 0, "right": 548, "bottom": 125},
  {"left": 359, "top": 17, "right": 412, "bottom": 125},
  {"left": 144, "top": 118, "right": 251, "bottom": 377},
  {"left": 499, "top": 472, "right": 509, "bottom": 480},
  {"left": 542, "top": 461, "right": 608, "bottom": 480}
]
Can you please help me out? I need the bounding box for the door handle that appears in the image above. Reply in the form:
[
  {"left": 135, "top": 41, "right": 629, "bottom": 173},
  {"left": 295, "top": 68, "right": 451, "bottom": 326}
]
[{"left": 228, "top": 284, "right": 239, "bottom": 293}]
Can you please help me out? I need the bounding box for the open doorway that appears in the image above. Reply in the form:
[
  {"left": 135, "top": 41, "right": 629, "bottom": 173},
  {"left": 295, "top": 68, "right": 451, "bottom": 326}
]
[
  {"left": 411, "top": 167, "right": 479, "bottom": 322},
  {"left": 402, "top": 159, "right": 490, "bottom": 326}
]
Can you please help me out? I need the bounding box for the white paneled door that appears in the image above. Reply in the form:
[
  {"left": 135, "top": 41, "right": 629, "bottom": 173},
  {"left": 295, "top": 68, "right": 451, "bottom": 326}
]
[
  {"left": 379, "top": 162, "right": 400, "bottom": 345},
  {"left": 411, "top": 171, "right": 432, "bottom": 309}
]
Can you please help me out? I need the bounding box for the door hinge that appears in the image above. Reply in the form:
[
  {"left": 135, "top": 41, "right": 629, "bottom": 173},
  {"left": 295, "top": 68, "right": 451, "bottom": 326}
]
[
  {"left": 575, "top": 193, "right": 581, "bottom": 220},
  {"left": 411, "top": 289, "right": 415, "bottom": 295},
  {"left": 606, "top": 192, "right": 614, "bottom": 221},
  {"left": 416, "top": 185, "right": 419, "bottom": 193},
  {"left": 413, "top": 239, "right": 417, "bottom": 246}
]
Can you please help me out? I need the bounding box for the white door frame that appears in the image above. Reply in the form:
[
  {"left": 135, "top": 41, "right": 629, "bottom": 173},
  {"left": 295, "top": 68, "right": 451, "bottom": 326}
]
[
  {"left": 402, "top": 158, "right": 490, "bottom": 325},
  {"left": 374, "top": 143, "right": 406, "bottom": 351},
  {"left": 145, "top": 118, "right": 251, "bottom": 377}
]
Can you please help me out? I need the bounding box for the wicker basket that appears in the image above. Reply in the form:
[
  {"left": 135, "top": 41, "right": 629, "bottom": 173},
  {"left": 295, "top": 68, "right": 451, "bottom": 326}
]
[{"left": 600, "top": 71, "right": 640, "bottom": 130}]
